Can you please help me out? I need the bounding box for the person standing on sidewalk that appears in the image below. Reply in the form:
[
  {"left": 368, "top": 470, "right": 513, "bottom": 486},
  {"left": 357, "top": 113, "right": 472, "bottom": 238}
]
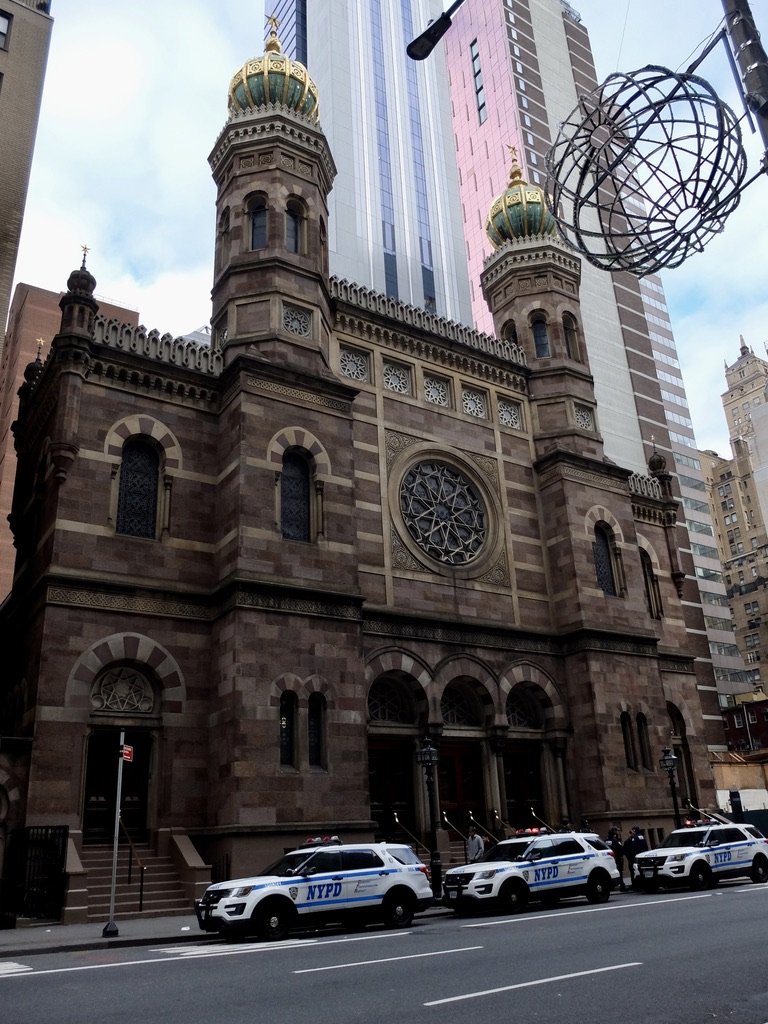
[
  {"left": 623, "top": 826, "right": 647, "bottom": 887},
  {"left": 466, "top": 826, "right": 484, "bottom": 862},
  {"left": 607, "top": 824, "right": 627, "bottom": 891}
]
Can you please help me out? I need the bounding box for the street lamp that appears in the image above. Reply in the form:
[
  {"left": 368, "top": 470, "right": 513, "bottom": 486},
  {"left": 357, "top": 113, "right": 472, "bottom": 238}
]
[
  {"left": 416, "top": 737, "right": 443, "bottom": 897},
  {"left": 659, "top": 746, "right": 682, "bottom": 829},
  {"left": 406, "top": 0, "right": 467, "bottom": 61}
]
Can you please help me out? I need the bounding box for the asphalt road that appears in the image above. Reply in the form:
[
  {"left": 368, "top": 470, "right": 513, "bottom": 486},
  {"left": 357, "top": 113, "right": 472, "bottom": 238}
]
[{"left": 3, "top": 884, "right": 768, "bottom": 1024}]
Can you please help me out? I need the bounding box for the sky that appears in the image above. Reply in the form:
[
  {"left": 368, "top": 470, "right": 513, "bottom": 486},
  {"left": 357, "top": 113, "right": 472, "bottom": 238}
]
[{"left": 11, "top": 0, "right": 768, "bottom": 457}]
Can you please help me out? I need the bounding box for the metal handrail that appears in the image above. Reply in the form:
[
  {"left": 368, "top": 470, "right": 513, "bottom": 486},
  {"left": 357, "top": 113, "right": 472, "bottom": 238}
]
[
  {"left": 118, "top": 816, "right": 147, "bottom": 911},
  {"left": 392, "top": 812, "right": 431, "bottom": 855}
]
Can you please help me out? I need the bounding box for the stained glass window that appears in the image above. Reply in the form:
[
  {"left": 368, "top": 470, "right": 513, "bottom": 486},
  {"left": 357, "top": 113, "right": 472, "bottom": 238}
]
[
  {"left": 281, "top": 452, "right": 310, "bottom": 541},
  {"left": 280, "top": 691, "right": 297, "bottom": 766},
  {"left": 368, "top": 679, "right": 413, "bottom": 723},
  {"left": 593, "top": 524, "right": 617, "bottom": 596},
  {"left": 400, "top": 461, "right": 486, "bottom": 565},
  {"left": 441, "top": 683, "right": 481, "bottom": 726},
  {"left": 116, "top": 440, "right": 159, "bottom": 539}
]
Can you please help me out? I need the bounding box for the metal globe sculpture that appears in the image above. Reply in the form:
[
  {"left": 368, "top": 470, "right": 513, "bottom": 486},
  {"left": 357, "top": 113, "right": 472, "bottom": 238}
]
[{"left": 545, "top": 66, "right": 748, "bottom": 276}]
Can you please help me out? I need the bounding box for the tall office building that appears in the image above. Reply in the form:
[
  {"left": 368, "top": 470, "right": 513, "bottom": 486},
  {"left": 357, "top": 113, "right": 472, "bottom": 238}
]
[
  {"left": 442, "top": 0, "right": 739, "bottom": 706},
  {"left": 0, "top": 0, "right": 53, "bottom": 355},
  {"left": 267, "top": 0, "right": 473, "bottom": 325}
]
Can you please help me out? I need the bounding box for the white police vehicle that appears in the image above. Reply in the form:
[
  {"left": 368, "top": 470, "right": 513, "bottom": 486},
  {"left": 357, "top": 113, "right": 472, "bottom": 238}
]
[
  {"left": 194, "top": 836, "right": 434, "bottom": 940},
  {"left": 442, "top": 831, "right": 619, "bottom": 913},
  {"left": 634, "top": 821, "right": 768, "bottom": 891}
]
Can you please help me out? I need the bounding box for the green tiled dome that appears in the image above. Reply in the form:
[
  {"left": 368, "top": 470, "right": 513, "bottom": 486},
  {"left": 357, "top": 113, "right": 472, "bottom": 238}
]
[
  {"left": 486, "top": 148, "right": 556, "bottom": 248},
  {"left": 228, "top": 22, "right": 319, "bottom": 122}
]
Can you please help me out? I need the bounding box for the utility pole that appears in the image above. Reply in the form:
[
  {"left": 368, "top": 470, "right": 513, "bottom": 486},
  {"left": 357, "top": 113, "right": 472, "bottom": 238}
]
[{"left": 722, "top": 0, "right": 768, "bottom": 156}]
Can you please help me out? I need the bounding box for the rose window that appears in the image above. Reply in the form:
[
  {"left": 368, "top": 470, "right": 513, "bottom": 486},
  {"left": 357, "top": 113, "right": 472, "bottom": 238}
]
[
  {"left": 400, "top": 461, "right": 486, "bottom": 565},
  {"left": 340, "top": 347, "right": 370, "bottom": 381},
  {"left": 90, "top": 666, "right": 154, "bottom": 713}
]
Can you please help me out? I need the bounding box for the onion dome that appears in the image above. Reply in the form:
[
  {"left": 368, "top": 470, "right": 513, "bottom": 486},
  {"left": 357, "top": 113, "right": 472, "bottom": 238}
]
[
  {"left": 227, "top": 19, "right": 319, "bottom": 122},
  {"left": 486, "top": 147, "right": 556, "bottom": 249},
  {"left": 66, "top": 252, "right": 96, "bottom": 299},
  {"left": 648, "top": 445, "right": 667, "bottom": 476}
]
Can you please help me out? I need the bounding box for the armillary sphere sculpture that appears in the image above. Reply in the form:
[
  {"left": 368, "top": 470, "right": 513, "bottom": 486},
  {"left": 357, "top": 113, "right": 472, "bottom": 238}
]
[{"left": 545, "top": 65, "right": 748, "bottom": 276}]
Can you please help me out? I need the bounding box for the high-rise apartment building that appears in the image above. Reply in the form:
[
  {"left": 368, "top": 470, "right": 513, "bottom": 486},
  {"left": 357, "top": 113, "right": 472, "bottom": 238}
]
[
  {"left": 267, "top": 0, "right": 473, "bottom": 325},
  {"left": 0, "top": 0, "right": 53, "bottom": 355}
]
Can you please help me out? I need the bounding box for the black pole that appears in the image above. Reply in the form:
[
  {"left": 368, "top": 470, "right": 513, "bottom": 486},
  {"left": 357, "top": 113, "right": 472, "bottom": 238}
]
[
  {"left": 668, "top": 770, "right": 682, "bottom": 829},
  {"left": 722, "top": 0, "right": 768, "bottom": 155},
  {"left": 423, "top": 760, "right": 443, "bottom": 898}
]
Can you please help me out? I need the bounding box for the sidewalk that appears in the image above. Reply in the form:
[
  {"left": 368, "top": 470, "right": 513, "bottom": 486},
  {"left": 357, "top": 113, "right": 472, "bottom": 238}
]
[
  {"left": 0, "top": 913, "right": 203, "bottom": 958},
  {"left": 0, "top": 905, "right": 454, "bottom": 959}
]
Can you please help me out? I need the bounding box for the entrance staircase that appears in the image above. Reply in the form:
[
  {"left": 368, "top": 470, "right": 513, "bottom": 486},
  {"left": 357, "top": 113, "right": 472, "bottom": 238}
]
[{"left": 80, "top": 840, "right": 192, "bottom": 921}]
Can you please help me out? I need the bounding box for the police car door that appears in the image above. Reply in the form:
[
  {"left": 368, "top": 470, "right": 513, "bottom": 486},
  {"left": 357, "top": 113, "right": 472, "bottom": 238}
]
[
  {"left": 341, "top": 849, "right": 388, "bottom": 913},
  {"left": 547, "top": 837, "right": 590, "bottom": 890},
  {"left": 708, "top": 826, "right": 750, "bottom": 878},
  {"left": 297, "top": 850, "right": 346, "bottom": 914}
]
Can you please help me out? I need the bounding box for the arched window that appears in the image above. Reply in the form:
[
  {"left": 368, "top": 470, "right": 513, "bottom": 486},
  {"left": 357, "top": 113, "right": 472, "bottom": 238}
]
[
  {"left": 621, "top": 711, "right": 637, "bottom": 770},
  {"left": 308, "top": 693, "right": 326, "bottom": 767},
  {"left": 441, "top": 682, "right": 482, "bottom": 726},
  {"left": 502, "top": 320, "right": 518, "bottom": 345},
  {"left": 368, "top": 679, "right": 414, "bottom": 723},
  {"left": 531, "top": 314, "right": 550, "bottom": 357},
  {"left": 279, "top": 691, "right": 297, "bottom": 767},
  {"left": 636, "top": 712, "right": 652, "bottom": 769},
  {"left": 506, "top": 689, "right": 542, "bottom": 729},
  {"left": 286, "top": 199, "right": 304, "bottom": 254},
  {"left": 281, "top": 451, "right": 311, "bottom": 541},
  {"left": 593, "top": 523, "right": 617, "bottom": 596},
  {"left": 563, "top": 314, "right": 579, "bottom": 359},
  {"left": 640, "top": 549, "right": 663, "bottom": 619},
  {"left": 116, "top": 440, "right": 159, "bottom": 539},
  {"left": 251, "top": 197, "right": 267, "bottom": 250}
]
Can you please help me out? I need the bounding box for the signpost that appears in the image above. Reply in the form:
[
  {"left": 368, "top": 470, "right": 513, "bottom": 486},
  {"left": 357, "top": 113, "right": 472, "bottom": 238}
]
[{"left": 102, "top": 730, "right": 127, "bottom": 938}]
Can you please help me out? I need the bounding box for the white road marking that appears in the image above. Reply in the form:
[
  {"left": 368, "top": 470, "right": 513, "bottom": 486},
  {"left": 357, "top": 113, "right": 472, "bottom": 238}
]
[
  {"left": 461, "top": 892, "right": 710, "bottom": 928},
  {"left": 424, "top": 961, "right": 643, "bottom": 1005},
  {"left": 0, "top": 930, "right": 415, "bottom": 980},
  {"left": 0, "top": 963, "right": 33, "bottom": 976},
  {"left": 294, "top": 945, "right": 483, "bottom": 974}
]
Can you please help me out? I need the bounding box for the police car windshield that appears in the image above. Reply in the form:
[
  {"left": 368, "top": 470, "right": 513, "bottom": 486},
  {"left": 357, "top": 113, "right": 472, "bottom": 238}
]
[
  {"left": 259, "top": 850, "right": 316, "bottom": 876},
  {"left": 480, "top": 839, "right": 533, "bottom": 863},
  {"left": 659, "top": 828, "right": 708, "bottom": 848}
]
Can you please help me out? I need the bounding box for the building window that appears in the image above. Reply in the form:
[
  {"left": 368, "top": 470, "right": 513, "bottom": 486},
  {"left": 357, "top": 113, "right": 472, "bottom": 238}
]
[
  {"left": 441, "top": 682, "right": 482, "bottom": 726},
  {"left": 383, "top": 361, "right": 411, "bottom": 394},
  {"left": 424, "top": 375, "right": 450, "bottom": 407},
  {"left": 286, "top": 199, "right": 304, "bottom": 254},
  {"left": 637, "top": 712, "right": 652, "bottom": 769},
  {"left": 0, "top": 13, "right": 10, "bottom": 49},
  {"left": 251, "top": 197, "right": 267, "bottom": 250},
  {"left": 462, "top": 387, "right": 488, "bottom": 418},
  {"left": 531, "top": 314, "right": 550, "bottom": 357},
  {"left": 640, "top": 549, "right": 663, "bottom": 619},
  {"left": 116, "top": 440, "right": 159, "bottom": 538},
  {"left": 621, "top": 711, "right": 637, "bottom": 770},
  {"left": 281, "top": 451, "right": 311, "bottom": 541},
  {"left": 279, "top": 691, "right": 297, "bottom": 766},
  {"left": 308, "top": 693, "right": 326, "bottom": 767},
  {"left": 340, "top": 346, "right": 370, "bottom": 382},
  {"left": 563, "top": 314, "right": 579, "bottom": 359},
  {"left": 498, "top": 399, "right": 522, "bottom": 429},
  {"left": 469, "top": 38, "right": 487, "bottom": 124},
  {"left": 593, "top": 523, "right": 618, "bottom": 596}
]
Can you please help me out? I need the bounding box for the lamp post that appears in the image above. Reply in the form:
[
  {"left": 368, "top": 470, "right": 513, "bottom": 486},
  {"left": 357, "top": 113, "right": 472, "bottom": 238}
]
[
  {"left": 659, "top": 747, "right": 682, "bottom": 829},
  {"left": 406, "top": 0, "right": 467, "bottom": 60},
  {"left": 416, "top": 737, "right": 443, "bottom": 897}
]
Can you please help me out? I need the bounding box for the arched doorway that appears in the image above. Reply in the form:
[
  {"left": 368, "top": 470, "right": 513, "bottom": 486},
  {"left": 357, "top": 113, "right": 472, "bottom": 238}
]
[
  {"left": 439, "top": 680, "right": 487, "bottom": 830},
  {"left": 83, "top": 729, "right": 153, "bottom": 839},
  {"left": 367, "top": 675, "right": 422, "bottom": 838},
  {"left": 502, "top": 686, "right": 551, "bottom": 828},
  {"left": 667, "top": 701, "right": 697, "bottom": 807}
]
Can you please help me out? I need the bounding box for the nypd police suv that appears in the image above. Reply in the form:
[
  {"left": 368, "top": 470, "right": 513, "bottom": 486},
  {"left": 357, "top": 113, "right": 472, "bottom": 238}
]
[
  {"left": 195, "top": 836, "right": 433, "bottom": 940},
  {"left": 442, "top": 831, "right": 620, "bottom": 913},
  {"left": 634, "top": 821, "right": 768, "bottom": 891}
]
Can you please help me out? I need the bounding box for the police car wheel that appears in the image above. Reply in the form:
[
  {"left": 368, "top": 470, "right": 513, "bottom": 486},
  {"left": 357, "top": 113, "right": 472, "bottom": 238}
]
[
  {"left": 750, "top": 855, "right": 768, "bottom": 884},
  {"left": 382, "top": 890, "right": 415, "bottom": 928},
  {"left": 688, "top": 863, "right": 711, "bottom": 891},
  {"left": 254, "top": 900, "right": 294, "bottom": 941},
  {"left": 585, "top": 870, "right": 611, "bottom": 904},
  {"left": 499, "top": 879, "right": 528, "bottom": 913}
]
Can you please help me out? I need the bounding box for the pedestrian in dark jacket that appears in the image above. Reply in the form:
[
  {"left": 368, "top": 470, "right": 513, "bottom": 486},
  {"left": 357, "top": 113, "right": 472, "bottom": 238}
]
[
  {"left": 606, "top": 825, "right": 627, "bottom": 891},
  {"left": 623, "top": 826, "right": 647, "bottom": 886}
]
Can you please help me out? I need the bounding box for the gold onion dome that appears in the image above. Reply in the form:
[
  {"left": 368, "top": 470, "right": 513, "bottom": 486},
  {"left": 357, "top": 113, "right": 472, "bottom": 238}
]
[
  {"left": 485, "top": 146, "right": 556, "bottom": 248},
  {"left": 228, "top": 18, "right": 319, "bottom": 121}
]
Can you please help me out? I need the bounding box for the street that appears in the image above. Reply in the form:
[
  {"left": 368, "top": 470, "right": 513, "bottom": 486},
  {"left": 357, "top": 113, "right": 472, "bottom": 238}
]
[{"left": 3, "top": 884, "right": 768, "bottom": 1024}]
